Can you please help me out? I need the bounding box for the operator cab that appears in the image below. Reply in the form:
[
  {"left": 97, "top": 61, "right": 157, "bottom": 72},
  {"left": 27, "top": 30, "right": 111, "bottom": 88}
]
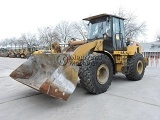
[{"left": 83, "top": 14, "right": 126, "bottom": 52}]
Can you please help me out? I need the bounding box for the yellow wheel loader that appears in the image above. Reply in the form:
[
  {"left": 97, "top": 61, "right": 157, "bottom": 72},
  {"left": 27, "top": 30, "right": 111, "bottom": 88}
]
[{"left": 10, "top": 14, "right": 149, "bottom": 100}]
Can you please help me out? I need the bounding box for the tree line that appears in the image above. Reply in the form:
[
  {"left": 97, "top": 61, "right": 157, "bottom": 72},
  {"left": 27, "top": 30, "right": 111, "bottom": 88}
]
[
  {"left": 0, "top": 9, "right": 147, "bottom": 50},
  {"left": 0, "top": 20, "right": 88, "bottom": 50}
]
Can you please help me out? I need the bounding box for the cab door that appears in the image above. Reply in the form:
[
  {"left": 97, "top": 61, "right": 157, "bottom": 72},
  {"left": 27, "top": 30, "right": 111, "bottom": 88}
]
[{"left": 113, "top": 17, "right": 126, "bottom": 50}]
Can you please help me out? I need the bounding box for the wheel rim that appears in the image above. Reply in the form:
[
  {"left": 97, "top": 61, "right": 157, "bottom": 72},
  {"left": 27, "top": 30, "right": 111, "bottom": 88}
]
[
  {"left": 137, "top": 60, "right": 143, "bottom": 74},
  {"left": 97, "top": 64, "right": 109, "bottom": 84}
]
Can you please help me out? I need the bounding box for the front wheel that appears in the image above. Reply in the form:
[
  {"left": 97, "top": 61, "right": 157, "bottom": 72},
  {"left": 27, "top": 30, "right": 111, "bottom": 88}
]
[
  {"left": 125, "top": 53, "right": 145, "bottom": 81},
  {"left": 78, "top": 53, "right": 113, "bottom": 94}
]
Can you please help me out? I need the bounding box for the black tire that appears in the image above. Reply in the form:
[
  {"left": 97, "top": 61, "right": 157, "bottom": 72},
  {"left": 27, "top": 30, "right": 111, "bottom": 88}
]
[
  {"left": 78, "top": 53, "right": 113, "bottom": 94},
  {"left": 14, "top": 53, "right": 17, "bottom": 58},
  {"left": 17, "top": 53, "right": 20, "bottom": 58},
  {"left": 125, "top": 53, "right": 145, "bottom": 81}
]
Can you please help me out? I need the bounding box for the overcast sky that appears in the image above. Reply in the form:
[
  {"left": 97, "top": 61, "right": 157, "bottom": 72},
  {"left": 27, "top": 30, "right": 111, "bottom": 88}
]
[{"left": 0, "top": 0, "right": 159, "bottom": 42}]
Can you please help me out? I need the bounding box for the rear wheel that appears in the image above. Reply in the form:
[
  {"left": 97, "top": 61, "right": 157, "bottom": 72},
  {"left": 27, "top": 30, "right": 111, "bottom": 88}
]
[
  {"left": 125, "top": 53, "right": 145, "bottom": 81},
  {"left": 78, "top": 53, "right": 113, "bottom": 94}
]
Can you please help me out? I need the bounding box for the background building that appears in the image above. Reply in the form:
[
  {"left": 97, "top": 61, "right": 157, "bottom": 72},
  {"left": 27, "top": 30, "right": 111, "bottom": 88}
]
[{"left": 141, "top": 41, "right": 160, "bottom": 67}]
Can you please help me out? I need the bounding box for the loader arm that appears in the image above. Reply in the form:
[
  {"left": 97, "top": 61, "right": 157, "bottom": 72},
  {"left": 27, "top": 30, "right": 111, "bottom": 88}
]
[{"left": 70, "top": 40, "right": 103, "bottom": 64}]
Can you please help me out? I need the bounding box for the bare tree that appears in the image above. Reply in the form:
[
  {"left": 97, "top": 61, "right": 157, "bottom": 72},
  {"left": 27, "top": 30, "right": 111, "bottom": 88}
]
[
  {"left": 1, "top": 39, "right": 9, "bottom": 48},
  {"left": 38, "top": 26, "right": 60, "bottom": 49},
  {"left": 21, "top": 33, "right": 37, "bottom": 48},
  {"left": 17, "top": 38, "right": 25, "bottom": 49},
  {"left": 11, "top": 37, "right": 18, "bottom": 50},
  {"left": 155, "top": 33, "right": 160, "bottom": 42},
  {"left": 38, "top": 27, "right": 48, "bottom": 46},
  {"left": 0, "top": 41, "right": 2, "bottom": 47},
  {"left": 55, "top": 21, "right": 73, "bottom": 43},
  {"left": 114, "top": 8, "right": 146, "bottom": 40},
  {"left": 8, "top": 38, "right": 14, "bottom": 49},
  {"left": 71, "top": 21, "right": 88, "bottom": 40}
]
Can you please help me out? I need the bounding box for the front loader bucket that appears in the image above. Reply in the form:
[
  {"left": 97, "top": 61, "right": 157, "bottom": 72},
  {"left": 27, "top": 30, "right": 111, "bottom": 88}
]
[{"left": 10, "top": 54, "right": 79, "bottom": 100}]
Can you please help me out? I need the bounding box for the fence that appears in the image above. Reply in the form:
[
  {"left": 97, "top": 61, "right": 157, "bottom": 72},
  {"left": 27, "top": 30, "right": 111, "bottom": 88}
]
[{"left": 143, "top": 52, "right": 160, "bottom": 67}]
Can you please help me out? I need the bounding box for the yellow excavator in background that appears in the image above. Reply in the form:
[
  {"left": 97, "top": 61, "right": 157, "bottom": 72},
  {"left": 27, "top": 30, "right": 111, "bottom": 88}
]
[{"left": 10, "top": 14, "right": 148, "bottom": 101}]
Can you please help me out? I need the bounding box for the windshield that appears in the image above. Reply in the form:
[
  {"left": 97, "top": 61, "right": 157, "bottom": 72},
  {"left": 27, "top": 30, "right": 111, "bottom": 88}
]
[{"left": 88, "top": 17, "right": 111, "bottom": 40}]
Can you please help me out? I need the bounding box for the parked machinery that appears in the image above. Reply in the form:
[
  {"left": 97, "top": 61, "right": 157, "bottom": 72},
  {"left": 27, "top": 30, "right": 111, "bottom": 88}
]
[{"left": 10, "top": 14, "right": 148, "bottom": 100}]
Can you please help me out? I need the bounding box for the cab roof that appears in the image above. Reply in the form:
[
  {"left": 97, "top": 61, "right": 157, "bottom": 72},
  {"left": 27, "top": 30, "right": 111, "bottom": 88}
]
[{"left": 83, "top": 13, "right": 125, "bottom": 21}]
